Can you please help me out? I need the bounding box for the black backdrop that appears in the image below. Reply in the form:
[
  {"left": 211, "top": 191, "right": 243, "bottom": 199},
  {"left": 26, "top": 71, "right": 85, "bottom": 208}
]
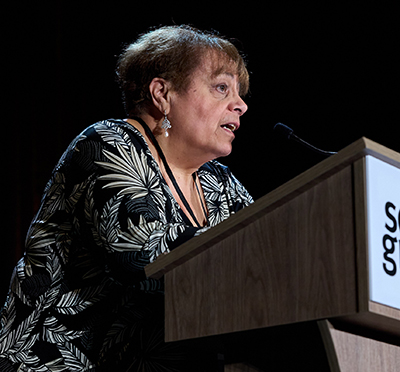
[{"left": 3, "top": 2, "right": 399, "bottom": 302}]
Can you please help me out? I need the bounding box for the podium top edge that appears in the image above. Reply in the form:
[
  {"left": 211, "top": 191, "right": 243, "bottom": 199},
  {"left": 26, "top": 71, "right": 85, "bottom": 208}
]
[
  {"left": 145, "top": 137, "right": 400, "bottom": 279},
  {"left": 361, "top": 137, "right": 400, "bottom": 169}
]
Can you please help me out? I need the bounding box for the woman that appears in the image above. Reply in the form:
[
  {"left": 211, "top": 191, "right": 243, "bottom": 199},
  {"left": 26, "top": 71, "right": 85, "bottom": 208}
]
[{"left": 0, "top": 25, "right": 253, "bottom": 371}]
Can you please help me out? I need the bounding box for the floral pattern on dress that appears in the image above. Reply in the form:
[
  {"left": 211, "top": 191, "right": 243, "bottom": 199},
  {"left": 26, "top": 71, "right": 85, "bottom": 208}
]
[{"left": 0, "top": 119, "right": 253, "bottom": 371}]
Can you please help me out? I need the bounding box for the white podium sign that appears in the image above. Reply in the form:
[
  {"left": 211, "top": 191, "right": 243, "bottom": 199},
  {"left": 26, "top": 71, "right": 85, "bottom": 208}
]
[{"left": 366, "top": 155, "right": 400, "bottom": 310}]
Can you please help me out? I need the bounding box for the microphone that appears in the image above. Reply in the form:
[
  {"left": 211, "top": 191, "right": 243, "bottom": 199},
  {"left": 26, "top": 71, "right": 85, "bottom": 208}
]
[{"left": 273, "top": 122, "right": 337, "bottom": 157}]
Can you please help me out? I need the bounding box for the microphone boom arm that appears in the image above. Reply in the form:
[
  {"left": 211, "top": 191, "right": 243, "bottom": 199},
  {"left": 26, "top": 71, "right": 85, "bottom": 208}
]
[
  {"left": 274, "top": 122, "right": 337, "bottom": 157},
  {"left": 290, "top": 132, "right": 337, "bottom": 157}
]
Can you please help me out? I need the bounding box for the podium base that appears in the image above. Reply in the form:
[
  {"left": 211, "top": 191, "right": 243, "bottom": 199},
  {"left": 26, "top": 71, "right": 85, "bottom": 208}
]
[
  {"left": 319, "top": 320, "right": 400, "bottom": 372},
  {"left": 216, "top": 320, "right": 400, "bottom": 371}
]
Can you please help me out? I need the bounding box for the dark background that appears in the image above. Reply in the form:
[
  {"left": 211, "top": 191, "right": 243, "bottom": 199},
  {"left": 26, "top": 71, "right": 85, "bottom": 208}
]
[{"left": 3, "top": 2, "right": 399, "bottom": 301}]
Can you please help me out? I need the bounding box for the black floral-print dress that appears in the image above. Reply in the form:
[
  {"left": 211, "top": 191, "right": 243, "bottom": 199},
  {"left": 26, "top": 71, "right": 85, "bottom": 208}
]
[{"left": 0, "top": 119, "right": 253, "bottom": 371}]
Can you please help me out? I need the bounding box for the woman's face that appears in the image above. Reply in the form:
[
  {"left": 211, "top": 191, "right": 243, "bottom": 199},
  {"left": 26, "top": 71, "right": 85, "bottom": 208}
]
[{"left": 167, "top": 53, "right": 248, "bottom": 164}]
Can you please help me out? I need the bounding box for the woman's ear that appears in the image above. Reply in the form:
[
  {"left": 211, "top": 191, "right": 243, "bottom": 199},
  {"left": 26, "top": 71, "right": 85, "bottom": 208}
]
[{"left": 148, "top": 77, "right": 171, "bottom": 115}]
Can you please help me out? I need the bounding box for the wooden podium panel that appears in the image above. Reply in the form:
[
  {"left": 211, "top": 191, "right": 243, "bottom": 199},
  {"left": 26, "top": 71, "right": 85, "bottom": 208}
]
[
  {"left": 164, "top": 165, "right": 357, "bottom": 340},
  {"left": 146, "top": 138, "right": 400, "bottom": 370}
]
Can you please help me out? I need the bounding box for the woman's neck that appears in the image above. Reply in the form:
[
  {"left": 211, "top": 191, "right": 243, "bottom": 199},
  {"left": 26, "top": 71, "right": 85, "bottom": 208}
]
[{"left": 126, "top": 116, "right": 202, "bottom": 178}]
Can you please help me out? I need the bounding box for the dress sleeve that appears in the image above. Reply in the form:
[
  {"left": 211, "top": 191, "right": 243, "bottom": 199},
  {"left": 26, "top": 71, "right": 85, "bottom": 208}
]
[{"left": 77, "top": 126, "right": 207, "bottom": 284}]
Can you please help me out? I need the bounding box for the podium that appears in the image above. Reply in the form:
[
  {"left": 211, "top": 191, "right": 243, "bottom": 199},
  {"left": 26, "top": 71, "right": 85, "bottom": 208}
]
[{"left": 146, "top": 138, "right": 400, "bottom": 371}]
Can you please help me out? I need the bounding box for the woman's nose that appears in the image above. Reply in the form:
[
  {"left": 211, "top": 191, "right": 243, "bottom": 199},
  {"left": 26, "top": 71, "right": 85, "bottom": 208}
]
[{"left": 232, "top": 95, "right": 248, "bottom": 116}]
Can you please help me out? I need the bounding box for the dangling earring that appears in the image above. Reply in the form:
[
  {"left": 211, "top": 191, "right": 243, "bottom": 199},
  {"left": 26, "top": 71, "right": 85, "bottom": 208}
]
[{"left": 161, "top": 110, "right": 171, "bottom": 137}]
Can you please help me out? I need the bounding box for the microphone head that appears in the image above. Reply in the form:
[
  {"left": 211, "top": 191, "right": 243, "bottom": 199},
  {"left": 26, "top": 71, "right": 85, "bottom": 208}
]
[{"left": 273, "top": 122, "right": 294, "bottom": 140}]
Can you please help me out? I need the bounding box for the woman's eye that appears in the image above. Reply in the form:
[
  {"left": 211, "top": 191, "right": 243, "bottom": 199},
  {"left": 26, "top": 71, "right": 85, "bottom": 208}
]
[{"left": 216, "top": 84, "right": 228, "bottom": 93}]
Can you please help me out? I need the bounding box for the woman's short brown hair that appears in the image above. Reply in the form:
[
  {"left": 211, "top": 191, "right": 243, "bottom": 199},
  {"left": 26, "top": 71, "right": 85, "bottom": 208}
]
[{"left": 116, "top": 25, "right": 250, "bottom": 116}]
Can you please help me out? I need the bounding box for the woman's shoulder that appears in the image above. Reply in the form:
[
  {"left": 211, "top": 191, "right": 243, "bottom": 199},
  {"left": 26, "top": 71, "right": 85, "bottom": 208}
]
[
  {"left": 51, "top": 119, "right": 149, "bottom": 176},
  {"left": 80, "top": 119, "right": 145, "bottom": 147},
  {"left": 67, "top": 118, "right": 151, "bottom": 160}
]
